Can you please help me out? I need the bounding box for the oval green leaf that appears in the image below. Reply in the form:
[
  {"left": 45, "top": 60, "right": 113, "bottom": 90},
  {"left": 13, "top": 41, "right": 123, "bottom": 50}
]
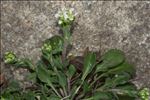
[
  {"left": 81, "top": 52, "right": 96, "bottom": 81},
  {"left": 96, "top": 49, "right": 125, "bottom": 73}
]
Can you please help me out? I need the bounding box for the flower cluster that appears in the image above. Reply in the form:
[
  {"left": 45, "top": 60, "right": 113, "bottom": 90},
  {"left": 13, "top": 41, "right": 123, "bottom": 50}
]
[
  {"left": 55, "top": 8, "right": 75, "bottom": 26},
  {"left": 139, "top": 88, "right": 149, "bottom": 100},
  {"left": 4, "top": 51, "right": 17, "bottom": 64},
  {"left": 41, "top": 43, "right": 52, "bottom": 53}
]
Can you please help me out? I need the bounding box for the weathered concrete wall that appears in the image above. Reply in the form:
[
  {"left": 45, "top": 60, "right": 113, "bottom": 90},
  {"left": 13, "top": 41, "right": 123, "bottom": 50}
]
[{"left": 1, "top": 1, "right": 150, "bottom": 89}]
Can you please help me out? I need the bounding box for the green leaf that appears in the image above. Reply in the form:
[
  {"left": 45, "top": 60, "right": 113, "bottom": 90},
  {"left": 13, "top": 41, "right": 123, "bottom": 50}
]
[
  {"left": 50, "top": 76, "right": 58, "bottom": 84},
  {"left": 36, "top": 62, "right": 51, "bottom": 83},
  {"left": 23, "top": 91, "right": 36, "bottom": 100},
  {"left": 5, "top": 80, "right": 20, "bottom": 93},
  {"left": 58, "top": 71, "right": 67, "bottom": 88},
  {"left": 48, "top": 70, "right": 57, "bottom": 76},
  {"left": 117, "top": 95, "right": 135, "bottom": 100},
  {"left": 1, "top": 93, "right": 12, "bottom": 100},
  {"left": 83, "top": 81, "right": 91, "bottom": 93},
  {"left": 82, "top": 52, "right": 96, "bottom": 81},
  {"left": 36, "top": 93, "right": 48, "bottom": 100},
  {"left": 67, "top": 64, "right": 76, "bottom": 78},
  {"left": 70, "top": 78, "right": 83, "bottom": 99},
  {"left": 53, "top": 55, "right": 63, "bottom": 69},
  {"left": 15, "top": 58, "right": 34, "bottom": 71},
  {"left": 1, "top": 81, "right": 22, "bottom": 100},
  {"left": 96, "top": 49, "right": 125, "bottom": 73},
  {"left": 107, "top": 61, "right": 135, "bottom": 76},
  {"left": 36, "top": 61, "right": 61, "bottom": 97},
  {"left": 102, "top": 73, "right": 131, "bottom": 89},
  {"left": 39, "top": 95, "right": 47, "bottom": 100},
  {"left": 1, "top": 92, "right": 21, "bottom": 100},
  {"left": 115, "top": 84, "right": 138, "bottom": 98},
  {"left": 43, "top": 35, "right": 64, "bottom": 54},
  {"left": 47, "top": 94, "right": 61, "bottom": 100},
  {"left": 36, "top": 61, "right": 58, "bottom": 84},
  {"left": 40, "top": 85, "right": 49, "bottom": 100},
  {"left": 86, "top": 92, "right": 115, "bottom": 100},
  {"left": 26, "top": 72, "right": 37, "bottom": 83},
  {"left": 70, "top": 85, "right": 78, "bottom": 98},
  {"left": 42, "top": 52, "right": 52, "bottom": 63},
  {"left": 41, "top": 84, "right": 49, "bottom": 94}
]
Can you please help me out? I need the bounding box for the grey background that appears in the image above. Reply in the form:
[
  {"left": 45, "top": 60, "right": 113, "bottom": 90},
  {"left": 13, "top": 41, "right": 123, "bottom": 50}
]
[{"left": 1, "top": 1, "right": 150, "bottom": 89}]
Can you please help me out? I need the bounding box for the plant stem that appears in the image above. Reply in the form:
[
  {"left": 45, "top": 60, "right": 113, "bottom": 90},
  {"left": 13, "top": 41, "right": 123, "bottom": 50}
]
[
  {"left": 59, "top": 88, "right": 65, "bottom": 97},
  {"left": 90, "top": 73, "right": 106, "bottom": 87},
  {"left": 71, "top": 81, "right": 84, "bottom": 99},
  {"left": 71, "top": 74, "right": 81, "bottom": 85},
  {"left": 61, "top": 95, "right": 70, "bottom": 100},
  {"left": 76, "top": 93, "right": 85, "bottom": 100},
  {"left": 67, "top": 78, "right": 71, "bottom": 95},
  {"left": 62, "top": 25, "right": 71, "bottom": 63},
  {"left": 62, "top": 40, "right": 69, "bottom": 63},
  {"left": 63, "top": 87, "right": 68, "bottom": 97},
  {"left": 49, "top": 55, "right": 62, "bottom": 98},
  {"left": 49, "top": 82, "right": 62, "bottom": 98},
  {"left": 71, "top": 61, "right": 100, "bottom": 99}
]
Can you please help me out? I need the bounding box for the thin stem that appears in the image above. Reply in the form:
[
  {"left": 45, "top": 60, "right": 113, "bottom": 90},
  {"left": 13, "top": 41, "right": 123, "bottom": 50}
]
[
  {"left": 85, "top": 60, "right": 103, "bottom": 84},
  {"left": 76, "top": 93, "right": 85, "bottom": 100},
  {"left": 67, "top": 78, "right": 71, "bottom": 95},
  {"left": 62, "top": 40, "right": 69, "bottom": 63},
  {"left": 62, "top": 25, "right": 71, "bottom": 63},
  {"left": 49, "top": 55, "right": 62, "bottom": 98},
  {"left": 61, "top": 95, "right": 70, "bottom": 100},
  {"left": 49, "top": 83, "right": 62, "bottom": 98},
  {"left": 71, "top": 73, "right": 81, "bottom": 85},
  {"left": 71, "top": 81, "right": 84, "bottom": 99},
  {"left": 71, "top": 61, "right": 101, "bottom": 99},
  {"left": 63, "top": 87, "right": 68, "bottom": 97},
  {"left": 60, "top": 88, "right": 65, "bottom": 97},
  {"left": 90, "top": 73, "right": 106, "bottom": 87}
]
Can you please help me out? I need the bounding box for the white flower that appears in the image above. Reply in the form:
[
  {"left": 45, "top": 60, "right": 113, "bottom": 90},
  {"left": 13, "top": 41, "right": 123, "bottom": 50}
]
[
  {"left": 58, "top": 20, "right": 63, "bottom": 25},
  {"left": 55, "top": 13, "right": 59, "bottom": 18},
  {"left": 70, "top": 8, "right": 74, "bottom": 12},
  {"left": 55, "top": 8, "right": 76, "bottom": 26},
  {"left": 62, "top": 7, "right": 67, "bottom": 12},
  {"left": 63, "top": 11, "right": 69, "bottom": 20}
]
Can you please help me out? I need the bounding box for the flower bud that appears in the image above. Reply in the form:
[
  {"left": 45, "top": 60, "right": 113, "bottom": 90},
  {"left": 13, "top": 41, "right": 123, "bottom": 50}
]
[
  {"left": 139, "top": 88, "right": 149, "bottom": 100},
  {"left": 42, "top": 36, "right": 63, "bottom": 54},
  {"left": 41, "top": 43, "right": 52, "bottom": 53},
  {"left": 4, "top": 51, "right": 16, "bottom": 64}
]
